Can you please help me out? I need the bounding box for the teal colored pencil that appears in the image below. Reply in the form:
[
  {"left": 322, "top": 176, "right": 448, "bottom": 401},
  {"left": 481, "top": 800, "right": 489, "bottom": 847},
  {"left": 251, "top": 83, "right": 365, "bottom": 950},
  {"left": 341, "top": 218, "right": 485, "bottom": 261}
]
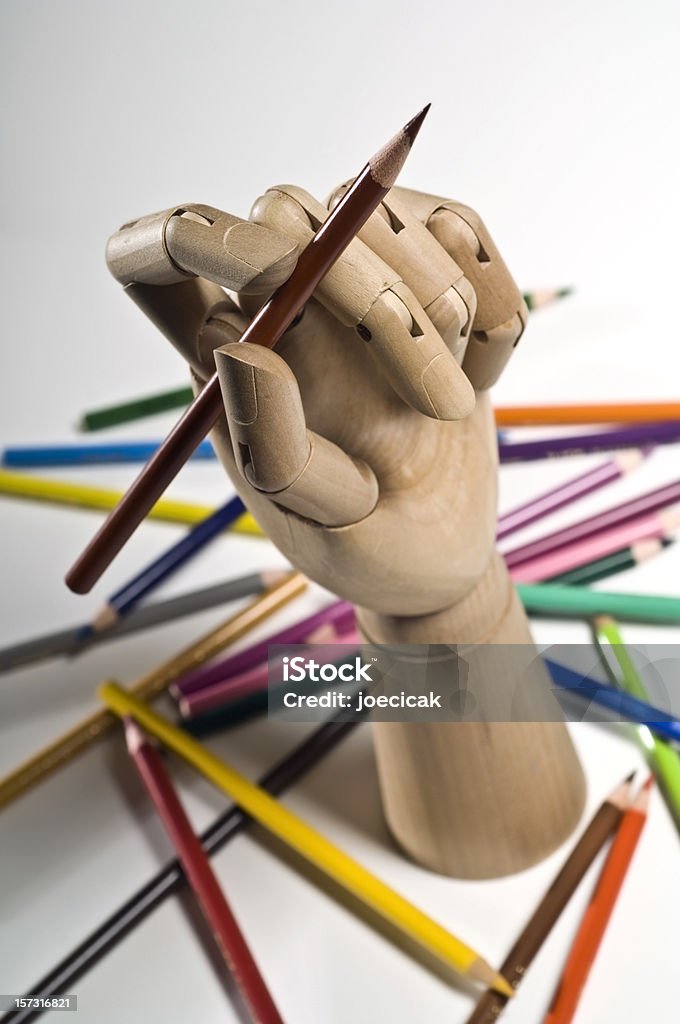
[{"left": 518, "top": 583, "right": 680, "bottom": 625}]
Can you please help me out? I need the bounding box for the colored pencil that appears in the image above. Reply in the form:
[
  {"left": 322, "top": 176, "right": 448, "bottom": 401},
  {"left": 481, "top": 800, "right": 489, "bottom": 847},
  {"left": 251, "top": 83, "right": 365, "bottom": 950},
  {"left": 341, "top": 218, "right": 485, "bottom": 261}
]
[
  {"left": 88, "top": 496, "right": 248, "bottom": 633},
  {"left": 179, "top": 626, "right": 362, "bottom": 718},
  {"left": 0, "top": 573, "right": 307, "bottom": 810},
  {"left": 125, "top": 719, "right": 285, "bottom": 1023},
  {"left": 79, "top": 385, "right": 195, "bottom": 431},
  {"left": 183, "top": 654, "right": 363, "bottom": 738},
  {"left": 545, "top": 658, "right": 680, "bottom": 743},
  {"left": 496, "top": 401, "right": 680, "bottom": 428},
  {"left": 496, "top": 451, "right": 646, "bottom": 541},
  {"left": 522, "top": 287, "right": 573, "bottom": 312},
  {"left": 498, "top": 422, "right": 680, "bottom": 462},
  {"left": 100, "top": 682, "right": 513, "bottom": 997},
  {"left": 592, "top": 617, "right": 680, "bottom": 827},
  {"left": 464, "top": 773, "right": 634, "bottom": 1023},
  {"left": 543, "top": 778, "right": 651, "bottom": 1024},
  {"left": 0, "top": 571, "right": 287, "bottom": 675},
  {"left": 0, "top": 471, "right": 262, "bottom": 535},
  {"left": 2, "top": 440, "right": 215, "bottom": 467},
  {"left": 548, "top": 537, "right": 672, "bottom": 586},
  {"left": 65, "top": 105, "right": 431, "bottom": 595},
  {"left": 505, "top": 479, "right": 680, "bottom": 569},
  {"left": 4, "top": 720, "right": 360, "bottom": 1024},
  {"left": 510, "top": 507, "right": 680, "bottom": 584},
  {"left": 518, "top": 582, "right": 680, "bottom": 625},
  {"left": 171, "top": 600, "right": 354, "bottom": 698}
]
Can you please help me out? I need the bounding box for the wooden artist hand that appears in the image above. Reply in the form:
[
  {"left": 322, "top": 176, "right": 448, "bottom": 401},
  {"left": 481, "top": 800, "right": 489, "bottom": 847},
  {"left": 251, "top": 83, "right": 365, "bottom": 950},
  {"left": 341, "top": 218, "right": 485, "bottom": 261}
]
[{"left": 107, "top": 187, "right": 527, "bottom": 617}]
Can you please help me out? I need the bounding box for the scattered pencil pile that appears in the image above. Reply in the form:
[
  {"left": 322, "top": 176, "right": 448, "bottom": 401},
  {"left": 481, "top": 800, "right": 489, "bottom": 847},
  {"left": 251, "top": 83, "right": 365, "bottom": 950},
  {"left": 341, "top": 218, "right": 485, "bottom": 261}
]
[{"left": 2, "top": 284, "right": 679, "bottom": 1023}]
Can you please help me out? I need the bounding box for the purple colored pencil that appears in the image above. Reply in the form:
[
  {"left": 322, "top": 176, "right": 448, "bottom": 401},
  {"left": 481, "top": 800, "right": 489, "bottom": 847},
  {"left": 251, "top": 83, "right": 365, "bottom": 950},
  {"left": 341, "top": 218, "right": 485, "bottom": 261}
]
[
  {"left": 496, "top": 451, "right": 646, "bottom": 541},
  {"left": 505, "top": 478, "right": 680, "bottom": 569},
  {"left": 498, "top": 421, "right": 680, "bottom": 462},
  {"left": 170, "top": 600, "right": 355, "bottom": 698}
]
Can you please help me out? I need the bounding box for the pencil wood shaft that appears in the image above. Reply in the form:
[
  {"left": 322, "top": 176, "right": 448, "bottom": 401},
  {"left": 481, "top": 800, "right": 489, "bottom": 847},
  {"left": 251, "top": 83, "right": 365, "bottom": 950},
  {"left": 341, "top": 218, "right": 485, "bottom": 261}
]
[
  {"left": 100, "top": 682, "right": 511, "bottom": 995},
  {"left": 464, "top": 777, "right": 631, "bottom": 1023},
  {"left": 0, "top": 470, "right": 261, "bottom": 534},
  {"left": 495, "top": 401, "right": 680, "bottom": 427},
  {"left": 79, "top": 385, "right": 195, "bottom": 431},
  {"left": 0, "top": 572, "right": 276, "bottom": 674},
  {"left": 65, "top": 106, "right": 429, "bottom": 594},
  {"left": 593, "top": 618, "right": 680, "bottom": 827},
  {"left": 543, "top": 785, "right": 649, "bottom": 1024},
  {"left": 0, "top": 573, "right": 306, "bottom": 809},
  {"left": 127, "top": 724, "right": 285, "bottom": 1023},
  {"left": 4, "top": 720, "right": 358, "bottom": 1024}
]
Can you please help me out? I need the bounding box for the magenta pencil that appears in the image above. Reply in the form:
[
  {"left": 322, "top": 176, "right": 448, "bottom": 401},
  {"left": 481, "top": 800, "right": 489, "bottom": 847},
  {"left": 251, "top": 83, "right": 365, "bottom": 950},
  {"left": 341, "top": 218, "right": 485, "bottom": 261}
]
[
  {"left": 504, "top": 478, "right": 680, "bottom": 570},
  {"left": 180, "top": 628, "right": 363, "bottom": 719},
  {"left": 510, "top": 507, "right": 680, "bottom": 583},
  {"left": 497, "top": 451, "right": 646, "bottom": 541},
  {"left": 170, "top": 601, "right": 355, "bottom": 699},
  {"left": 124, "top": 719, "right": 285, "bottom": 1024}
]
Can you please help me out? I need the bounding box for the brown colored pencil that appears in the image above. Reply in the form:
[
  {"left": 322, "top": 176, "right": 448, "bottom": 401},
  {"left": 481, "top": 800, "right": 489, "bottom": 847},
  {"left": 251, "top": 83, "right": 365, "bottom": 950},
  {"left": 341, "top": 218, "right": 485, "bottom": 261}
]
[
  {"left": 125, "top": 718, "right": 285, "bottom": 1023},
  {"left": 65, "top": 105, "right": 430, "bottom": 595},
  {"left": 0, "top": 572, "right": 306, "bottom": 810},
  {"left": 543, "top": 777, "right": 651, "bottom": 1024},
  {"left": 464, "top": 772, "right": 635, "bottom": 1024}
]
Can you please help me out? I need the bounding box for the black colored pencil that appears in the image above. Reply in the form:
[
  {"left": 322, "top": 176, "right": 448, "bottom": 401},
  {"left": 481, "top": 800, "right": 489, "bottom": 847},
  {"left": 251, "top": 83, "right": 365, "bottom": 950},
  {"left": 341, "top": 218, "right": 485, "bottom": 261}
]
[{"left": 4, "top": 718, "right": 360, "bottom": 1023}]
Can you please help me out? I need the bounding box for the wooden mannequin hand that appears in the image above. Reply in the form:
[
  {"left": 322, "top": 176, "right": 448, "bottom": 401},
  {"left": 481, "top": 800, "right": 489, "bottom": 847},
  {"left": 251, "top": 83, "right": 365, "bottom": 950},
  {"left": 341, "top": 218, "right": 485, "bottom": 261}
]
[{"left": 109, "top": 187, "right": 527, "bottom": 616}]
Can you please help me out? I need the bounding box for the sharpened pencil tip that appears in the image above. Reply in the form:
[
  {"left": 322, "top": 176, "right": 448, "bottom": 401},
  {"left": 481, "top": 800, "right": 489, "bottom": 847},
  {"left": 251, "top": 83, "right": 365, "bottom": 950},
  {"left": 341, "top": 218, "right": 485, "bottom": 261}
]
[
  {"left": 123, "top": 715, "right": 145, "bottom": 754},
  {"left": 492, "top": 974, "right": 515, "bottom": 998},
  {"left": 369, "top": 105, "right": 430, "bottom": 189},
  {"left": 404, "top": 103, "right": 431, "bottom": 144},
  {"left": 624, "top": 769, "right": 637, "bottom": 785}
]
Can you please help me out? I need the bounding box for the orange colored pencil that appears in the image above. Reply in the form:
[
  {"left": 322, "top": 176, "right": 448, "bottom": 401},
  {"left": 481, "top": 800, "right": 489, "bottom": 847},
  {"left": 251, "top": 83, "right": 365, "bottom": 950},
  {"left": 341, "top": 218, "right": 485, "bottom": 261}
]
[
  {"left": 543, "top": 777, "right": 652, "bottom": 1024},
  {"left": 495, "top": 402, "right": 680, "bottom": 427}
]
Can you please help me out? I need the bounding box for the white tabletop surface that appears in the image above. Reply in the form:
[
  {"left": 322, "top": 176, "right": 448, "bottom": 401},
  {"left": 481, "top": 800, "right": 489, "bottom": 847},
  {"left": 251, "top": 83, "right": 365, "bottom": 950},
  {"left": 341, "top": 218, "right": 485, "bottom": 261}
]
[{"left": 1, "top": 2, "right": 679, "bottom": 1021}]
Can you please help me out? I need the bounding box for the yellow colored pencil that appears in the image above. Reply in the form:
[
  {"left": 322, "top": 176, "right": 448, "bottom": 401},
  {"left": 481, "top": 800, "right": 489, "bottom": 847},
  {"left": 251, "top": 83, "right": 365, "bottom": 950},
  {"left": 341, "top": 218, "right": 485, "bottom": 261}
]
[
  {"left": 99, "top": 682, "right": 513, "bottom": 998},
  {"left": 0, "top": 470, "right": 262, "bottom": 536}
]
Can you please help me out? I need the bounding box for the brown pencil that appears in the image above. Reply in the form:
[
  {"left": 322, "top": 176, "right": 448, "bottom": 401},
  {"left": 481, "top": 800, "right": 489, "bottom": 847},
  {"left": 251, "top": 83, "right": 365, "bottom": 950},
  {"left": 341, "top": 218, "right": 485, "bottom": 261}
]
[
  {"left": 66, "top": 105, "right": 430, "bottom": 595},
  {"left": 125, "top": 718, "right": 285, "bottom": 1023},
  {"left": 464, "top": 771, "right": 634, "bottom": 1024},
  {"left": 0, "top": 571, "right": 306, "bottom": 810},
  {"left": 543, "top": 777, "right": 652, "bottom": 1024}
]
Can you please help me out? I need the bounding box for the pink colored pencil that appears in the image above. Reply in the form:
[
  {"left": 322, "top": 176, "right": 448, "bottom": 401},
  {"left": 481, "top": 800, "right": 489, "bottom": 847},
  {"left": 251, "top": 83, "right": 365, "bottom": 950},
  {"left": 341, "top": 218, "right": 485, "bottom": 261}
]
[
  {"left": 504, "top": 478, "right": 680, "bottom": 569},
  {"left": 124, "top": 718, "right": 285, "bottom": 1024},
  {"left": 179, "top": 627, "right": 362, "bottom": 718},
  {"left": 170, "top": 600, "right": 354, "bottom": 699},
  {"left": 510, "top": 506, "right": 680, "bottom": 584},
  {"left": 497, "top": 451, "right": 646, "bottom": 541}
]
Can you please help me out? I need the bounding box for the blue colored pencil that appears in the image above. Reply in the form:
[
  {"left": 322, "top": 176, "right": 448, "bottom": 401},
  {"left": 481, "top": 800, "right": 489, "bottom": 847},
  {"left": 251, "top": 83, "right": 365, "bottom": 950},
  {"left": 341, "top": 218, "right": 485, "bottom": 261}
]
[
  {"left": 88, "top": 496, "right": 246, "bottom": 632},
  {"left": 2, "top": 440, "right": 216, "bottom": 467},
  {"left": 545, "top": 658, "right": 680, "bottom": 744}
]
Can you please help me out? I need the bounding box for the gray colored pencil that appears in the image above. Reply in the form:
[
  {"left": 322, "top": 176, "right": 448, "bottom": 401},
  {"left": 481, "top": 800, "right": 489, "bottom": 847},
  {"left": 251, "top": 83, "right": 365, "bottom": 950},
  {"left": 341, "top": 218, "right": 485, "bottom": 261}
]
[{"left": 0, "top": 569, "right": 288, "bottom": 674}]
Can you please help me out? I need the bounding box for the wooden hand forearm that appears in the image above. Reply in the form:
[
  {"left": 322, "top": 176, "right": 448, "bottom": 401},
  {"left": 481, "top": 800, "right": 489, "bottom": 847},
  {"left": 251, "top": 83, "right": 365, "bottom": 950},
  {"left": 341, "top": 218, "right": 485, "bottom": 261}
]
[{"left": 358, "top": 554, "right": 586, "bottom": 879}]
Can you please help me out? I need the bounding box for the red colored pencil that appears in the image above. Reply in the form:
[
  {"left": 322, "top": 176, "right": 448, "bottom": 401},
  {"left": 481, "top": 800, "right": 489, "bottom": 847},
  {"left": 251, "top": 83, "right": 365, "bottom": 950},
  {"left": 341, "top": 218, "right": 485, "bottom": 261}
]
[
  {"left": 124, "top": 717, "right": 285, "bottom": 1024},
  {"left": 543, "top": 777, "right": 652, "bottom": 1024}
]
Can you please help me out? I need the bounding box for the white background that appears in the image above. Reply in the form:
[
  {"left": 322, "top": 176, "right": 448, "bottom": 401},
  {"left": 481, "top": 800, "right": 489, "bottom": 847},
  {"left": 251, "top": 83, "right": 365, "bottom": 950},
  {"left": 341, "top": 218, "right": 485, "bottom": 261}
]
[{"left": 1, "top": 2, "right": 679, "bottom": 1022}]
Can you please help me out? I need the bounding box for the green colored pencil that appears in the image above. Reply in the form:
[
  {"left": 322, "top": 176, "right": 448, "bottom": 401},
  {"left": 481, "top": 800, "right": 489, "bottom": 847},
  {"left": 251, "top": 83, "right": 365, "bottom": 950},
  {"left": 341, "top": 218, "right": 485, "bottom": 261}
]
[
  {"left": 517, "top": 582, "right": 680, "bottom": 625},
  {"left": 79, "top": 385, "right": 194, "bottom": 431},
  {"left": 592, "top": 615, "right": 680, "bottom": 828},
  {"left": 547, "top": 538, "right": 672, "bottom": 587},
  {"left": 522, "top": 286, "right": 573, "bottom": 312}
]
